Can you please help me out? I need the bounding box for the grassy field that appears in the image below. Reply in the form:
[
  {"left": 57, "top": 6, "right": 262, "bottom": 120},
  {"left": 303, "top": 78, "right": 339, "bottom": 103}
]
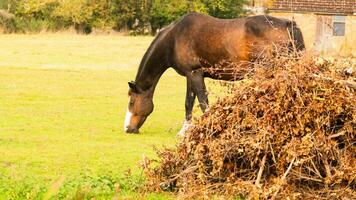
[{"left": 0, "top": 34, "right": 192, "bottom": 199}]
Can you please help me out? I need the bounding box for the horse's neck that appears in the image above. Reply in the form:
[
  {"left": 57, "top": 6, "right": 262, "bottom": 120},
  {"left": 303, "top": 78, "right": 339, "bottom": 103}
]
[
  {"left": 134, "top": 25, "right": 173, "bottom": 94},
  {"left": 134, "top": 50, "right": 168, "bottom": 95}
]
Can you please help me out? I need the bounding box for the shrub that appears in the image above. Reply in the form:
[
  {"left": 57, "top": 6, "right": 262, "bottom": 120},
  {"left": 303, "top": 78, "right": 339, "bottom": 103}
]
[{"left": 143, "top": 54, "right": 356, "bottom": 199}]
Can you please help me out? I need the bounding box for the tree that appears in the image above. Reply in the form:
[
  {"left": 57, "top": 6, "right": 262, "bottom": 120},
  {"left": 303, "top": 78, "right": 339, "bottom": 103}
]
[
  {"left": 0, "top": 0, "right": 248, "bottom": 34},
  {"left": 203, "top": 0, "right": 247, "bottom": 19},
  {"left": 111, "top": 0, "right": 141, "bottom": 30},
  {"left": 149, "top": 0, "right": 208, "bottom": 33},
  {"left": 51, "top": 0, "right": 93, "bottom": 32},
  {"left": 149, "top": 0, "right": 246, "bottom": 33},
  {"left": 0, "top": 0, "right": 20, "bottom": 12},
  {"left": 90, "top": 0, "right": 115, "bottom": 30}
]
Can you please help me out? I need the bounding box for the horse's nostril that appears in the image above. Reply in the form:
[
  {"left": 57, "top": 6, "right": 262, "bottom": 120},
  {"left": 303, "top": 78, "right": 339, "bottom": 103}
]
[
  {"left": 124, "top": 126, "right": 129, "bottom": 132},
  {"left": 125, "top": 127, "right": 132, "bottom": 133},
  {"left": 130, "top": 128, "right": 139, "bottom": 133}
]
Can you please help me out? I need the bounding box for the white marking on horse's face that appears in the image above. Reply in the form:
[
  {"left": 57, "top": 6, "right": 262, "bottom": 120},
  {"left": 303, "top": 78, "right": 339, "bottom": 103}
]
[{"left": 124, "top": 109, "right": 133, "bottom": 132}]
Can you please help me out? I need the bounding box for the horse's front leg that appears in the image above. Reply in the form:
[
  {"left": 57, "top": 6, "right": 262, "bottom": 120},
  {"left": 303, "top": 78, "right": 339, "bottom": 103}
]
[
  {"left": 178, "top": 70, "right": 209, "bottom": 137},
  {"left": 178, "top": 78, "right": 196, "bottom": 137},
  {"left": 190, "top": 69, "right": 209, "bottom": 112},
  {"left": 185, "top": 77, "right": 196, "bottom": 121}
]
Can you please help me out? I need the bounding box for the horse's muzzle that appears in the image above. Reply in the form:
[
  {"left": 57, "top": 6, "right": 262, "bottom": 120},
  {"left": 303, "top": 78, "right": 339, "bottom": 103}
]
[{"left": 125, "top": 127, "right": 139, "bottom": 134}]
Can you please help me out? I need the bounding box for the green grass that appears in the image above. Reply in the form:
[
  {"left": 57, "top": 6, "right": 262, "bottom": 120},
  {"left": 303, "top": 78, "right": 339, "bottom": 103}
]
[{"left": 0, "top": 34, "right": 188, "bottom": 199}]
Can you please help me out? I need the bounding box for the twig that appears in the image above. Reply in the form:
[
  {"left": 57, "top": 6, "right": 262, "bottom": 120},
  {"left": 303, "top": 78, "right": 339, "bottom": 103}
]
[
  {"left": 165, "top": 165, "right": 198, "bottom": 184},
  {"left": 311, "top": 74, "right": 334, "bottom": 82},
  {"left": 312, "top": 74, "right": 356, "bottom": 89},
  {"left": 252, "top": 147, "right": 261, "bottom": 168},
  {"left": 322, "top": 156, "right": 332, "bottom": 183},
  {"left": 290, "top": 171, "right": 324, "bottom": 182},
  {"left": 328, "top": 131, "right": 345, "bottom": 139},
  {"left": 271, "top": 157, "right": 296, "bottom": 200},
  {"left": 286, "top": 27, "right": 297, "bottom": 53},
  {"left": 255, "top": 153, "right": 267, "bottom": 186},
  {"left": 269, "top": 142, "right": 276, "bottom": 164},
  {"left": 335, "top": 80, "right": 356, "bottom": 90},
  {"left": 310, "top": 159, "right": 323, "bottom": 179}
]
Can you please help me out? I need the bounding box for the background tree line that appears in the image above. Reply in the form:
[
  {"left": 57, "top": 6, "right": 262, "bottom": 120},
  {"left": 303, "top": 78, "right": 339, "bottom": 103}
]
[{"left": 0, "top": 0, "right": 247, "bottom": 34}]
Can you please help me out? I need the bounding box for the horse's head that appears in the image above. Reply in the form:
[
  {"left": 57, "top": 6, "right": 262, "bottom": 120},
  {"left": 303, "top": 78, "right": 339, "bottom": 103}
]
[
  {"left": 287, "top": 21, "right": 305, "bottom": 51},
  {"left": 124, "top": 81, "right": 154, "bottom": 133}
]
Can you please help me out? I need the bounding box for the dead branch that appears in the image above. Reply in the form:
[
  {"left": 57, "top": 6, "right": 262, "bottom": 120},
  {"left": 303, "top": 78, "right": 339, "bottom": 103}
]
[
  {"left": 271, "top": 157, "right": 296, "bottom": 200},
  {"left": 255, "top": 153, "right": 267, "bottom": 186},
  {"left": 144, "top": 55, "right": 356, "bottom": 199},
  {"left": 322, "top": 157, "right": 332, "bottom": 184},
  {"left": 312, "top": 74, "right": 356, "bottom": 89},
  {"left": 328, "top": 131, "right": 346, "bottom": 140},
  {"left": 335, "top": 80, "right": 356, "bottom": 90}
]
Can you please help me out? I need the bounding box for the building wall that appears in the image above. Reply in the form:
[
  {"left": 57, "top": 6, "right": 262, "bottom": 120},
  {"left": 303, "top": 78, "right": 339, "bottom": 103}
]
[
  {"left": 247, "top": 0, "right": 270, "bottom": 7},
  {"left": 342, "top": 15, "right": 356, "bottom": 56},
  {"left": 269, "top": 12, "right": 356, "bottom": 57}
]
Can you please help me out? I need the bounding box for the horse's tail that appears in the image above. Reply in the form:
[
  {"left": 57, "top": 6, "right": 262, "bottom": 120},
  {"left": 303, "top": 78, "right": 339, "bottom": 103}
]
[{"left": 287, "top": 21, "right": 305, "bottom": 51}]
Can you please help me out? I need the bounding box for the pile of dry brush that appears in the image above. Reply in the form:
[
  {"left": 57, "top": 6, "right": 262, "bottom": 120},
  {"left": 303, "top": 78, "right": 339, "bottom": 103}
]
[{"left": 142, "top": 54, "right": 355, "bottom": 199}]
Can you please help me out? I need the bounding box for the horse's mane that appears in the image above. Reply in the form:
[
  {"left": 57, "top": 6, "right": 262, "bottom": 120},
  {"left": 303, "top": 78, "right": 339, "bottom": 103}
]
[{"left": 134, "top": 22, "right": 177, "bottom": 83}]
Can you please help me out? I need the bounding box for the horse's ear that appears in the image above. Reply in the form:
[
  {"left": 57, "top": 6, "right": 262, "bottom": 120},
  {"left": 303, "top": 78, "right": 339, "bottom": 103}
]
[{"left": 128, "top": 81, "right": 141, "bottom": 93}]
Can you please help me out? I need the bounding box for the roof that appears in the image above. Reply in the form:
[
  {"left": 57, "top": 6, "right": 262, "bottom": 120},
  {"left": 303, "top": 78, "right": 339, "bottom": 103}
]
[{"left": 268, "top": 0, "right": 356, "bottom": 15}]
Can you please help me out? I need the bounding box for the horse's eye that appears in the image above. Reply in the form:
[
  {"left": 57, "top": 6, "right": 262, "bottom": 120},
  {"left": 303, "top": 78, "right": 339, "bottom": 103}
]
[{"left": 129, "top": 100, "right": 134, "bottom": 106}]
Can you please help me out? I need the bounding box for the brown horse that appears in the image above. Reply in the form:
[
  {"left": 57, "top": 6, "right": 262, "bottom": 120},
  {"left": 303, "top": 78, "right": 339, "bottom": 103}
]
[{"left": 124, "top": 12, "right": 305, "bottom": 134}]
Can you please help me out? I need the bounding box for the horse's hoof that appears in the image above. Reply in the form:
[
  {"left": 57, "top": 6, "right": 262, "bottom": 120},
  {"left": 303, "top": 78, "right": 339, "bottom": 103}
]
[
  {"left": 177, "top": 129, "right": 186, "bottom": 137},
  {"left": 177, "top": 120, "right": 191, "bottom": 137}
]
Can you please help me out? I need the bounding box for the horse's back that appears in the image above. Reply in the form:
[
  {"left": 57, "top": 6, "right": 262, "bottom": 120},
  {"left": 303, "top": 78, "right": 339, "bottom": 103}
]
[
  {"left": 173, "top": 13, "right": 294, "bottom": 40},
  {"left": 171, "top": 13, "right": 246, "bottom": 71},
  {"left": 163, "top": 13, "right": 304, "bottom": 76}
]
